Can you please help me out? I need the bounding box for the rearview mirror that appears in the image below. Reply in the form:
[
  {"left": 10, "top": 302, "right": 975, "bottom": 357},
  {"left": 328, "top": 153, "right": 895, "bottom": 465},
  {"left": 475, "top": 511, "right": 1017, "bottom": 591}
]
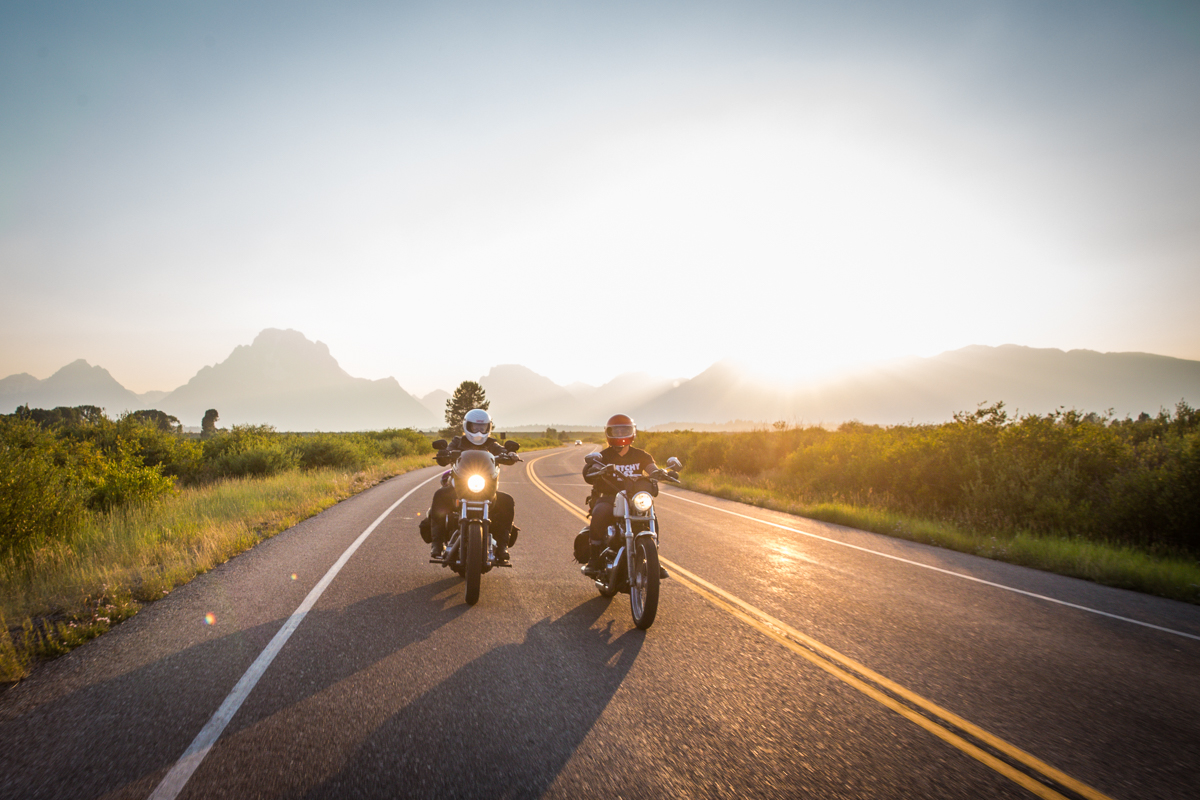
[
  {"left": 584, "top": 452, "right": 603, "bottom": 465},
  {"left": 505, "top": 440, "right": 521, "bottom": 452},
  {"left": 666, "top": 456, "right": 682, "bottom": 470},
  {"left": 432, "top": 439, "right": 448, "bottom": 451}
]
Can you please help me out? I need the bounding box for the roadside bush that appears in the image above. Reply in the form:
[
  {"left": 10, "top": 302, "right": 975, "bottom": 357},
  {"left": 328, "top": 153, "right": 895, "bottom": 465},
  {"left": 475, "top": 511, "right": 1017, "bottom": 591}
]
[
  {"left": 647, "top": 401, "right": 1200, "bottom": 558},
  {"left": 211, "top": 444, "right": 297, "bottom": 478},
  {"left": 294, "top": 434, "right": 371, "bottom": 471},
  {"left": 202, "top": 425, "right": 297, "bottom": 479},
  {"left": 1104, "top": 428, "right": 1200, "bottom": 554},
  {"left": 86, "top": 436, "right": 176, "bottom": 513},
  {"left": 0, "top": 417, "right": 88, "bottom": 554},
  {"left": 689, "top": 436, "right": 730, "bottom": 472},
  {"left": 114, "top": 414, "right": 204, "bottom": 483},
  {"left": 365, "top": 428, "right": 430, "bottom": 458}
]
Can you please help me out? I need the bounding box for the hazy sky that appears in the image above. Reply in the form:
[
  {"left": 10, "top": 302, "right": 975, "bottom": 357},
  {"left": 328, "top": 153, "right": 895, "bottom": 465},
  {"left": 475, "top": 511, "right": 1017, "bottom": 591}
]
[{"left": 3, "top": 1, "right": 1198, "bottom": 396}]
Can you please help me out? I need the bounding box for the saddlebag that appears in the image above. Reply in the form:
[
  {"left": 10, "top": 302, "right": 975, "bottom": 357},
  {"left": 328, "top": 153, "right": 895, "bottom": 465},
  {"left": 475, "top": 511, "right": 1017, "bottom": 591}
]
[
  {"left": 418, "top": 515, "right": 432, "bottom": 544},
  {"left": 573, "top": 531, "right": 590, "bottom": 564}
]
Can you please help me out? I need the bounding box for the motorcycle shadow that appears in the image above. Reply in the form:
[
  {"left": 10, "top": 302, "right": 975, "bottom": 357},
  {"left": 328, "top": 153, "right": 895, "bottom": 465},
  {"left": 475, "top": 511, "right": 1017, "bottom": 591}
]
[
  {"left": 305, "top": 597, "right": 644, "bottom": 799},
  {"left": 0, "top": 578, "right": 472, "bottom": 800}
]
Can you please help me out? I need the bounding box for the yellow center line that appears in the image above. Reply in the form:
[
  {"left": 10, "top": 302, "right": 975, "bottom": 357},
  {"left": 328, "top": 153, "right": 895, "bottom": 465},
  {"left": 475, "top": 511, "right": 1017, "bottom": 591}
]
[{"left": 525, "top": 451, "right": 1116, "bottom": 800}]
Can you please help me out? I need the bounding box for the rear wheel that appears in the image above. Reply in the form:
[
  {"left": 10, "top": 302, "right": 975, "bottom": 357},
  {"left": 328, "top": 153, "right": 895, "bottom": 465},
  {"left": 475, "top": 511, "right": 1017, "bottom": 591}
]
[
  {"left": 464, "top": 521, "right": 483, "bottom": 605},
  {"left": 629, "top": 537, "right": 660, "bottom": 630}
]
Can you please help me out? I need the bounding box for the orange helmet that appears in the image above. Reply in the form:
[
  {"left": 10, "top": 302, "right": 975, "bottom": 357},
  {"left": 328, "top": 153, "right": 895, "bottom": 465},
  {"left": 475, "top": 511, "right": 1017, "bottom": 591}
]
[{"left": 605, "top": 414, "right": 636, "bottom": 447}]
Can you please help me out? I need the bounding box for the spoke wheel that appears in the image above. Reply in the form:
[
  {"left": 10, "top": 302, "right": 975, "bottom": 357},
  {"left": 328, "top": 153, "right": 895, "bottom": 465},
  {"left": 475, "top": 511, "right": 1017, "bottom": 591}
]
[
  {"left": 465, "top": 521, "right": 483, "bottom": 605},
  {"left": 629, "top": 537, "right": 660, "bottom": 630}
]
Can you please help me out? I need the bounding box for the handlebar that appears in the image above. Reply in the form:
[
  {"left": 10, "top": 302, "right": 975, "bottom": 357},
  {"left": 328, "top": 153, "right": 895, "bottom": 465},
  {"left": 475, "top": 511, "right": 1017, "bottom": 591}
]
[
  {"left": 436, "top": 449, "right": 522, "bottom": 465},
  {"left": 652, "top": 468, "right": 682, "bottom": 485},
  {"left": 585, "top": 464, "right": 681, "bottom": 486}
]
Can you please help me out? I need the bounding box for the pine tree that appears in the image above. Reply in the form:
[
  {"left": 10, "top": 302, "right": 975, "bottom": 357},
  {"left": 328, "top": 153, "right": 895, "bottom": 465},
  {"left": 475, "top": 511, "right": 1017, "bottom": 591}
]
[{"left": 442, "top": 381, "right": 489, "bottom": 438}]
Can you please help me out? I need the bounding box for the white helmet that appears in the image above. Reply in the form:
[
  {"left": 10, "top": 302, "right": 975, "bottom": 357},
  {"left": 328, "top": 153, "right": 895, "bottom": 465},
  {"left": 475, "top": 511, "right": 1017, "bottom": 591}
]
[{"left": 463, "top": 408, "right": 492, "bottom": 446}]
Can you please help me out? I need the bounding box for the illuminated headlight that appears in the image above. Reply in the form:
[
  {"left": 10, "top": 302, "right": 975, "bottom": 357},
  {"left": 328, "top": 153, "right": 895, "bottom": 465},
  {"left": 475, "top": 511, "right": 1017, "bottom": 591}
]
[
  {"left": 467, "top": 474, "right": 486, "bottom": 493},
  {"left": 632, "top": 491, "right": 654, "bottom": 513}
]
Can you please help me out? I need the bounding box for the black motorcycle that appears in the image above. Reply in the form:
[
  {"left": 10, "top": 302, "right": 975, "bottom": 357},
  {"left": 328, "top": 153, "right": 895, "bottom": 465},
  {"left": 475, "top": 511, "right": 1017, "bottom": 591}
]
[
  {"left": 427, "top": 438, "right": 522, "bottom": 605},
  {"left": 576, "top": 453, "right": 682, "bottom": 630}
]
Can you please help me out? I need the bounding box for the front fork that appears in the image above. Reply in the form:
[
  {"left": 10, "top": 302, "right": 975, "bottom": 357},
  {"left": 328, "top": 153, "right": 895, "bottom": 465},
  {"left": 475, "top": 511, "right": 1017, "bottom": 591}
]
[
  {"left": 443, "top": 500, "right": 491, "bottom": 564},
  {"left": 603, "top": 518, "right": 657, "bottom": 588}
]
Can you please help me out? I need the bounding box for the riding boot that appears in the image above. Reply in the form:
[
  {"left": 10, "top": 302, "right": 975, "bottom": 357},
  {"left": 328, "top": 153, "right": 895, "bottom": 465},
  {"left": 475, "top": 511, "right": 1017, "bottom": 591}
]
[
  {"left": 430, "top": 516, "right": 446, "bottom": 558},
  {"left": 494, "top": 529, "right": 510, "bottom": 564},
  {"left": 582, "top": 542, "right": 604, "bottom": 577}
]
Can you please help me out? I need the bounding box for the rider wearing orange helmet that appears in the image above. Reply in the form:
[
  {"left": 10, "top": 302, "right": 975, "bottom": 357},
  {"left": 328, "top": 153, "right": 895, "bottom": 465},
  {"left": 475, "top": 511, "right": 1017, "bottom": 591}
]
[{"left": 581, "top": 414, "right": 666, "bottom": 577}]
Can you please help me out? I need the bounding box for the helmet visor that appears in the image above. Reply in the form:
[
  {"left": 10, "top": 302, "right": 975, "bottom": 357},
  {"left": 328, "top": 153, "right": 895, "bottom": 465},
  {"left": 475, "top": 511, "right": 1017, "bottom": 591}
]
[
  {"left": 465, "top": 420, "right": 491, "bottom": 435},
  {"left": 606, "top": 424, "right": 635, "bottom": 440}
]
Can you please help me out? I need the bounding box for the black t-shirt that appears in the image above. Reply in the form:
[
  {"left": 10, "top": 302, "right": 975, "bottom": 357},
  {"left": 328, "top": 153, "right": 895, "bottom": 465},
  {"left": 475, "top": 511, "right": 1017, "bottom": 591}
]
[{"left": 584, "top": 445, "right": 657, "bottom": 495}]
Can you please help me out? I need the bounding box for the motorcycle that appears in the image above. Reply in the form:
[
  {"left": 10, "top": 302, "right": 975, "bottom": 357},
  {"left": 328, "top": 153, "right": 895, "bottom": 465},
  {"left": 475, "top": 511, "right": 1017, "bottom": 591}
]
[
  {"left": 576, "top": 453, "right": 683, "bottom": 630},
  {"left": 428, "top": 438, "right": 522, "bottom": 605}
]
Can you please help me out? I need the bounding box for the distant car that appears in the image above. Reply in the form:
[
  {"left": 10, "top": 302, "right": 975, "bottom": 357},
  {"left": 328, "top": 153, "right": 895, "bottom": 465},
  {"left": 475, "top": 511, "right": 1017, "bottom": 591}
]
[{"left": 574, "top": 440, "right": 582, "bottom": 446}]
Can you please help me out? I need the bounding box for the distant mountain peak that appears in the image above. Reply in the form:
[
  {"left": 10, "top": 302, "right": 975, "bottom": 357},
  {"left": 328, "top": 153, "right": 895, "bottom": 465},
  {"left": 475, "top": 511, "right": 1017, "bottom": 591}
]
[{"left": 159, "top": 328, "right": 435, "bottom": 430}]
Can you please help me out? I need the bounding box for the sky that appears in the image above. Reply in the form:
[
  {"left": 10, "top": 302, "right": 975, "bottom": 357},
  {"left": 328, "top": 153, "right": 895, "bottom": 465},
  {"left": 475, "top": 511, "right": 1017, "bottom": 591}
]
[{"left": 2, "top": 0, "right": 1199, "bottom": 397}]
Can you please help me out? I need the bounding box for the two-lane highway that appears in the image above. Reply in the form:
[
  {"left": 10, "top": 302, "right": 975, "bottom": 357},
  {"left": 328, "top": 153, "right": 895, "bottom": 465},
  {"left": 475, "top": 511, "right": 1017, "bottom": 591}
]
[{"left": 3, "top": 445, "right": 1199, "bottom": 799}]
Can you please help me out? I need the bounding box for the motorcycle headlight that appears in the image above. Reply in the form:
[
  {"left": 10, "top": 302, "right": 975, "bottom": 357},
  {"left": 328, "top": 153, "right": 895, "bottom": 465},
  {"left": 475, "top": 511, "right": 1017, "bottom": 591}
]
[
  {"left": 632, "top": 491, "right": 654, "bottom": 513},
  {"left": 467, "top": 474, "right": 486, "bottom": 493}
]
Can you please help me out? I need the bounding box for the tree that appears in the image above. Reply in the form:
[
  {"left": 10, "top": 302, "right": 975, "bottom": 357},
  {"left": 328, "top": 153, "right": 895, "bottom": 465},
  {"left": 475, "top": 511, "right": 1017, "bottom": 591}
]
[
  {"left": 128, "top": 409, "right": 181, "bottom": 432},
  {"left": 442, "top": 381, "right": 488, "bottom": 438},
  {"left": 202, "top": 409, "right": 219, "bottom": 437}
]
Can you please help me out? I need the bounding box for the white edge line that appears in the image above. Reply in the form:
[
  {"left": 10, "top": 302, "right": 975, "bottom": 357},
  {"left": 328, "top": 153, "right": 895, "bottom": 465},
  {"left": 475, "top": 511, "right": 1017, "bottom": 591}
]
[
  {"left": 148, "top": 470, "right": 441, "bottom": 800},
  {"left": 660, "top": 490, "right": 1200, "bottom": 643}
]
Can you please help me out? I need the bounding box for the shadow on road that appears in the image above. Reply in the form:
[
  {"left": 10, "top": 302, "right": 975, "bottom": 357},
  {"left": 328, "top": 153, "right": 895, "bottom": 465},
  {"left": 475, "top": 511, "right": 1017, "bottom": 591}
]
[
  {"left": 305, "top": 596, "right": 645, "bottom": 799},
  {"left": 0, "top": 578, "right": 468, "bottom": 800}
]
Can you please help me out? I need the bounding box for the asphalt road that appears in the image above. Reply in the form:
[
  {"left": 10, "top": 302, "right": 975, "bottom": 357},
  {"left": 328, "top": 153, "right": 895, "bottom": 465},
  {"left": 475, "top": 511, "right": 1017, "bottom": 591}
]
[{"left": 2, "top": 445, "right": 1199, "bottom": 799}]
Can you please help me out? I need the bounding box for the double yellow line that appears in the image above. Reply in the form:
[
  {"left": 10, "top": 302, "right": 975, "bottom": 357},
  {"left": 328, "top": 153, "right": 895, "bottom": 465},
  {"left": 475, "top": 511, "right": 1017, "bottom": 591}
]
[{"left": 525, "top": 451, "right": 1115, "bottom": 800}]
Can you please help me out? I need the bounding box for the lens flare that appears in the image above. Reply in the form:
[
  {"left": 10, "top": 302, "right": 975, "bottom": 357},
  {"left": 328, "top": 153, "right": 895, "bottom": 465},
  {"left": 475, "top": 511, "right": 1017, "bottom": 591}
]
[
  {"left": 290, "top": 573, "right": 297, "bottom": 581},
  {"left": 204, "top": 613, "right": 216, "bottom": 625}
]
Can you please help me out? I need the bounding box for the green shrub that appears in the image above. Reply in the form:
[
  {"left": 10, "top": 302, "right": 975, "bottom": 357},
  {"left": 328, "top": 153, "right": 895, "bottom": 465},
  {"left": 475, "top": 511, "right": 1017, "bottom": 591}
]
[
  {"left": 202, "top": 425, "right": 297, "bottom": 479},
  {"left": 0, "top": 418, "right": 88, "bottom": 554},
  {"left": 646, "top": 402, "right": 1200, "bottom": 558},
  {"left": 365, "top": 428, "right": 430, "bottom": 458},
  {"left": 115, "top": 414, "right": 204, "bottom": 483},
  {"left": 86, "top": 437, "right": 176, "bottom": 513},
  {"left": 295, "top": 434, "right": 370, "bottom": 471},
  {"left": 689, "top": 436, "right": 729, "bottom": 472}
]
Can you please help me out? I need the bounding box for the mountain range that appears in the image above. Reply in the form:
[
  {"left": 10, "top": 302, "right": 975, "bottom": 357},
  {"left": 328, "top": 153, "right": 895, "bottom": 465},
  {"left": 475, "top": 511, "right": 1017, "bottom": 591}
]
[{"left": 3, "top": 329, "right": 1198, "bottom": 430}]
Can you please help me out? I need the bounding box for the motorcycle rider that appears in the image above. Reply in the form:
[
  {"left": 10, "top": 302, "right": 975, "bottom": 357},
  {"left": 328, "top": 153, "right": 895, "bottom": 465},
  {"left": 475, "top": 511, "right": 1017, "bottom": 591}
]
[
  {"left": 581, "top": 413, "right": 668, "bottom": 578},
  {"left": 429, "top": 408, "right": 518, "bottom": 564}
]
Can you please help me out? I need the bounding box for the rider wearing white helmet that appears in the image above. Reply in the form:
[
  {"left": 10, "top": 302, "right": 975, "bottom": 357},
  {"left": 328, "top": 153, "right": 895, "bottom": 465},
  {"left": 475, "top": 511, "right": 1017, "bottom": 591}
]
[{"left": 427, "top": 408, "right": 518, "bottom": 563}]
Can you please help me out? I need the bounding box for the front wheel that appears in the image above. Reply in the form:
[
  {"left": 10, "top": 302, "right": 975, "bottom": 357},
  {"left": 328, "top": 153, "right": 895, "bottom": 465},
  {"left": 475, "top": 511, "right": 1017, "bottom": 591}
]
[
  {"left": 464, "top": 521, "right": 483, "bottom": 605},
  {"left": 629, "top": 537, "right": 660, "bottom": 630}
]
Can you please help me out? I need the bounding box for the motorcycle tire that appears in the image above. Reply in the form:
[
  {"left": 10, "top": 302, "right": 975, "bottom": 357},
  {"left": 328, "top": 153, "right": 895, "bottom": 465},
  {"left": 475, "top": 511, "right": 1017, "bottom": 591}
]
[
  {"left": 419, "top": 516, "right": 432, "bottom": 544},
  {"left": 629, "top": 537, "right": 660, "bottom": 630},
  {"left": 465, "top": 521, "right": 483, "bottom": 605}
]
